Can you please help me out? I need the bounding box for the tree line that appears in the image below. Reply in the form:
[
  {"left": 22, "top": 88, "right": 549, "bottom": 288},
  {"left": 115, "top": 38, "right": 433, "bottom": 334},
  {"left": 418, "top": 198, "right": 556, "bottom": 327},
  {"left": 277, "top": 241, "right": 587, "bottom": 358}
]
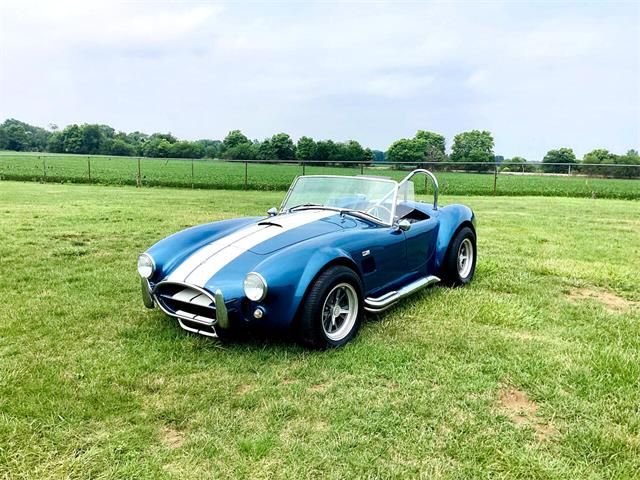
[
  {"left": 0, "top": 118, "right": 381, "bottom": 165},
  {"left": 0, "top": 118, "right": 637, "bottom": 177}
]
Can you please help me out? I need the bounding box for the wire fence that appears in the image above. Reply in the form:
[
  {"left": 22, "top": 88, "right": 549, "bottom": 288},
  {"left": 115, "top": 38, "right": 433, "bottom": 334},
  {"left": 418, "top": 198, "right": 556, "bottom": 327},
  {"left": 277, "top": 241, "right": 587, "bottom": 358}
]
[{"left": 0, "top": 153, "right": 638, "bottom": 199}]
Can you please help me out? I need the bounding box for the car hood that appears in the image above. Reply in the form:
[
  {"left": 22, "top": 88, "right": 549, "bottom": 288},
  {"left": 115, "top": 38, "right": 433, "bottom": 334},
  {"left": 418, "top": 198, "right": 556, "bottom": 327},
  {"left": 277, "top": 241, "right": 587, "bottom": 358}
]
[{"left": 163, "top": 209, "right": 349, "bottom": 287}]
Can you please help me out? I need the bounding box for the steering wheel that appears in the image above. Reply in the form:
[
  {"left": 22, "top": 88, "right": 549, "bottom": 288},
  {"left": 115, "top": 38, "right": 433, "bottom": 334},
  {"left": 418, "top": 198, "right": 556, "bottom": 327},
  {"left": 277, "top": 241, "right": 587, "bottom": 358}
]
[{"left": 365, "top": 204, "right": 392, "bottom": 220}]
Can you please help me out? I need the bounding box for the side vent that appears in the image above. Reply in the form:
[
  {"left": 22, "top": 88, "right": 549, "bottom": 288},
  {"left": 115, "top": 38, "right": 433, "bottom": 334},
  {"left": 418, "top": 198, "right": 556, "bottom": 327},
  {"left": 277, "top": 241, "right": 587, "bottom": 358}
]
[{"left": 362, "top": 256, "right": 376, "bottom": 274}]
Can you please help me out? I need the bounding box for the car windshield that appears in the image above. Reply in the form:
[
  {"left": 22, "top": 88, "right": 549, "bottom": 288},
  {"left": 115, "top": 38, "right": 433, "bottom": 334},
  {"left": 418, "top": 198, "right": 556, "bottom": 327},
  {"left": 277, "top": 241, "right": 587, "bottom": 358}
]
[{"left": 281, "top": 176, "right": 398, "bottom": 224}]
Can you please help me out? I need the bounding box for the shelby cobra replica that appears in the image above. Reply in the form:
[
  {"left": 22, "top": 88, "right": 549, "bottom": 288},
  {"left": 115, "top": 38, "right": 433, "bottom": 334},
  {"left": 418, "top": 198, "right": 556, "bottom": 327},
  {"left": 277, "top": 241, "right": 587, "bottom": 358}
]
[{"left": 138, "top": 170, "right": 476, "bottom": 348}]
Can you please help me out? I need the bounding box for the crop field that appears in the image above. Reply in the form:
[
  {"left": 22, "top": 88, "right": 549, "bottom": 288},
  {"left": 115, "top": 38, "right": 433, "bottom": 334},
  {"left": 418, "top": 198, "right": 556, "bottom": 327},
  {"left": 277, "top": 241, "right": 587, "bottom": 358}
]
[
  {"left": 1, "top": 181, "right": 639, "bottom": 478},
  {"left": 1, "top": 152, "right": 639, "bottom": 199}
]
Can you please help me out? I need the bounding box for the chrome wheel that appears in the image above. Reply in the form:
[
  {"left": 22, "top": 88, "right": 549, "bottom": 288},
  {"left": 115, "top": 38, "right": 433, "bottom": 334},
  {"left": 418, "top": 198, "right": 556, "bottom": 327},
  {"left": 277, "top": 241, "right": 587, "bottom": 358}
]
[
  {"left": 457, "top": 238, "right": 474, "bottom": 279},
  {"left": 321, "top": 282, "right": 358, "bottom": 342}
]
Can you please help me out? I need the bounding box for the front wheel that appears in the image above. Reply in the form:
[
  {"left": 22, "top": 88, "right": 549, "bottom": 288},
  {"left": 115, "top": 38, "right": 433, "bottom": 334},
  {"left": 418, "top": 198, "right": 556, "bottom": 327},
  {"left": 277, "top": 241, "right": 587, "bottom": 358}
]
[
  {"left": 297, "top": 265, "right": 363, "bottom": 349},
  {"left": 440, "top": 226, "right": 477, "bottom": 286}
]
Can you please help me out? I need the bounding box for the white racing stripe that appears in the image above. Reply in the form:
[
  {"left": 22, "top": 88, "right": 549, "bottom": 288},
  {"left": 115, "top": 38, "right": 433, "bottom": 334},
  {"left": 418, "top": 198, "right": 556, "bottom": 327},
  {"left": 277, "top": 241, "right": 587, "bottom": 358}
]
[
  {"left": 169, "top": 210, "right": 337, "bottom": 287},
  {"left": 167, "top": 224, "right": 266, "bottom": 282}
]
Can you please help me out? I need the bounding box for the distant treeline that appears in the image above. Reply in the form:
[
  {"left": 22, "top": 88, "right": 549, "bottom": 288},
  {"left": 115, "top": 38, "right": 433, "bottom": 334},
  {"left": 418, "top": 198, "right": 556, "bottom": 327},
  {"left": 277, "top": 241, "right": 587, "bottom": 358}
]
[
  {"left": 0, "top": 118, "right": 382, "bottom": 165},
  {"left": 0, "top": 118, "right": 637, "bottom": 177}
]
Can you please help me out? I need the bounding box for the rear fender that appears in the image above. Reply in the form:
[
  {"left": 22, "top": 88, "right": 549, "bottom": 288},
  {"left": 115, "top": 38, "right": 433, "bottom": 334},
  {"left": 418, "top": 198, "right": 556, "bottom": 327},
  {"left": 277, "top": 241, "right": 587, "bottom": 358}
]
[{"left": 433, "top": 205, "right": 475, "bottom": 271}]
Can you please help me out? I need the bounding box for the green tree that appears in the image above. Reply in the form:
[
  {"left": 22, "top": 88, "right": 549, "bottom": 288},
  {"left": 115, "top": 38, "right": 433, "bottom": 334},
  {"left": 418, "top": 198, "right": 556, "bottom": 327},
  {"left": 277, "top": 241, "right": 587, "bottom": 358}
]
[
  {"left": 150, "top": 132, "right": 177, "bottom": 143},
  {"left": 107, "top": 138, "right": 136, "bottom": 156},
  {"left": 62, "top": 124, "right": 83, "bottom": 153},
  {"left": 196, "top": 139, "right": 221, "bottom": 158},
  {"left": 613, "top": 149, "right": 640, "bottom": 178},
  {"left": 221, "top": 130, "right": 250, "bottom": 150},
  {"left": 501, "top": 156, "right": 535, "bottom": 173},
  {"left": 371, "top": 150, "right": 385, "bottom": 162},
  {"left": 364, "top": 148, "right": 375, "bottom": 163},
  {"left": 582, "top": 148, "right": 617, "bottom": 176},
  {"left": 80, "top": 124, "right": 104, "bottom": 154},
  {"left": 0, "top": 118, "right": 51, "bottom": 151},
  {"left": 170, "top": 141, "right": 205, "bottom": 159},
  {"left": 270, "top": 133, "right": 296, "bottom": 160},
  {"left": 142, "top": 137, "right": 172, "bottom": 158},
  {"left": 222, "top": 142, "right": 257, "bottom": 160},
  {"left": 314, "top": 140, "right": 337, "bottom": 163},
  {"left": 256, "top": 139, "right": 278, "bottom": 160},
  {"left": 331, "top": 140, "right": 369, "bottom": 166},
  {"left": 387, "top": 138, "right": 426, "bottom": 166},
  {"left": 385, "top": 131, "right": 446, "bottom": 167},
  {"left": 450, "top": 130, "right": 494, "bottom": 171},
  {"left": 126, "top": 131, "right": 149, "bottom": 155},
  {"left": 47, "top": 131, "right": 65, "bottom": 153},
  {"left": 0, "top": 122, "right": 29, "bottom": 151},
  {"left": 296, "top": 136, "right": 316, "bottom": 161},
  {"left": 541, "top": 148, "right": 577, "bottom": 173},
  {"left": 415, "top": 130, "right": 446, "bottom": 163}
]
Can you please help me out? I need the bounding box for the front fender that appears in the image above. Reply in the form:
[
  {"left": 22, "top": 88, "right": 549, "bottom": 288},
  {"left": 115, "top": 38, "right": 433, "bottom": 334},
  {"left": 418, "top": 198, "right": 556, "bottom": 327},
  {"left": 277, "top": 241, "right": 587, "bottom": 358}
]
[
  {"left": 433, "top": 205, "right": 476, "bottom": 271},
  {"left": 256, "top": 246, "right": 359, "bottom": 328}
]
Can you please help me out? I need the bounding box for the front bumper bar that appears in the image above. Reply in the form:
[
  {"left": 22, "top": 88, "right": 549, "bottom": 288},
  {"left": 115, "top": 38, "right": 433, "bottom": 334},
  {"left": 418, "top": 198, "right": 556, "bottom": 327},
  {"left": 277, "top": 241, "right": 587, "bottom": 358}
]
[
  {"left": 140, "top": 278, "right": 229, "bottom": 334},
  {"left": 141, "top": 278, "right": 154, "bottom": 308}
]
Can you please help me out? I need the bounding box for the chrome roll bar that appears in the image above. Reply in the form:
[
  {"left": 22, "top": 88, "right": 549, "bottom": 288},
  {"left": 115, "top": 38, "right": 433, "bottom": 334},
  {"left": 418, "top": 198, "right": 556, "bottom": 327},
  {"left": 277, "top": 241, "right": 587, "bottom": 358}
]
[{"left": 398, "top": 169, "right": 439, "bottom": 210}]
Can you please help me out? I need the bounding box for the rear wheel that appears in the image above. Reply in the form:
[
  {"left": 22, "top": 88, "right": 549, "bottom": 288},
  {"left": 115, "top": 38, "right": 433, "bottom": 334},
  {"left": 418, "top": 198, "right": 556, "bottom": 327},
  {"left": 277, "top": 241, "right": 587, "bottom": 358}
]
[
  {"left": 441, "top": 226, "right": 477, "bottom": 286},
  {"left": 297, "top": 265, "right": 363, "bottom": 349}
]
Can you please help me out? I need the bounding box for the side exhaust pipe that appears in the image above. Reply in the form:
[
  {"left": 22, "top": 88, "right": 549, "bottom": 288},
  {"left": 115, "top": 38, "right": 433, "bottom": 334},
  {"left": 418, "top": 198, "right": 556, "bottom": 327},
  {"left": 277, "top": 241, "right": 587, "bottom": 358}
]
[{"left": 364, "top": 275, "right": 440, "bottom": 313}]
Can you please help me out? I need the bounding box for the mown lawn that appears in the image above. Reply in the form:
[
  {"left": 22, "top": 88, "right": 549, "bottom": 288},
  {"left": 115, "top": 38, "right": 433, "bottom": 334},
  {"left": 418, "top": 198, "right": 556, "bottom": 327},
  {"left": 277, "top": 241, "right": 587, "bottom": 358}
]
[
  {"left": 1, "top": 152, "right": 639, "bottom": 199},
  {"left": 0, "top": 181, "right": 639, "bottom": 479}
]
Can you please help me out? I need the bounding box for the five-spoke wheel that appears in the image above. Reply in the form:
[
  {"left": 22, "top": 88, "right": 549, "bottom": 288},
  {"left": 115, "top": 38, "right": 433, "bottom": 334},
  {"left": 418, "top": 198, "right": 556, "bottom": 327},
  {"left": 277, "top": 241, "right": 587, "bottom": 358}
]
[
  {"left": 298, "top": 265, "right": 363, "bottom": 349},
  {"left": 321, "top": 283, "right": 358, "bottom": 342}
]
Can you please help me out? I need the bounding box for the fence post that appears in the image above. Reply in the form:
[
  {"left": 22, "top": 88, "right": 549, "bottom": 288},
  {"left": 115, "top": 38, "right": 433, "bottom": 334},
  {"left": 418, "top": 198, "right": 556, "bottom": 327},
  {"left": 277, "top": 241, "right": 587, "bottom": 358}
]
[
  {"left": 360, "top": 163, "right": 364, "bottom": 175},
  {"left": 493, "top": 165, "right": 498, "bottom": 195},
  {"left": 568, "top": 164, "right": 572, "bottom": 175},
  {"left": 191, "top": 158, "right": 194, "bottom": 189},
  {"left": 302, "top": 161, "right": 306, "bottom": 176},
  {"left": 87, "top": 156, "right": 91, "bottom": 181},
  {"left": 42, "top": 156, "right": 46, "bottom": 181},
  {"left": 244, "top": 161, "right": 248, "bottom": 190},
  {"left": 136, "top": 157, "right": 141, "bottom": 187}
]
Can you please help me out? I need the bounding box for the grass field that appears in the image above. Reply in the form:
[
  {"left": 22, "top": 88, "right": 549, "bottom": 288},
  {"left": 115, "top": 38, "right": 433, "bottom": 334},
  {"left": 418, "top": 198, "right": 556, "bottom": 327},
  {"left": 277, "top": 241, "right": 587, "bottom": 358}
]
[
  {"left": 1, "top": 152, "right": 639, "bottom": 199},
  {"left": 1, "top": 181, "right": 639, "bottom": 478}
]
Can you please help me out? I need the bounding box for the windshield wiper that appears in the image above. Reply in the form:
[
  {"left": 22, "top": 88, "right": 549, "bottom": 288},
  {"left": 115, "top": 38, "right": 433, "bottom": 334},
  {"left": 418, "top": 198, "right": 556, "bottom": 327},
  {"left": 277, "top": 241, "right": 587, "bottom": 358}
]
[
  {"left": 340, "top": 209, "right": 388, "bottom": 224},
  {"left": 287, "top": 203, "right": 328, "bottom": 212}
]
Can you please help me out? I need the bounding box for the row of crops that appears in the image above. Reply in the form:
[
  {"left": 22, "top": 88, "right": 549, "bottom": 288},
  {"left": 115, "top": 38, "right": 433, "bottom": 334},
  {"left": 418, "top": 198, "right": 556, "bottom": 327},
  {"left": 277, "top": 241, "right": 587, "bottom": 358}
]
[{"left": 0, "top": 153, "right": 638, "bottom": 199}]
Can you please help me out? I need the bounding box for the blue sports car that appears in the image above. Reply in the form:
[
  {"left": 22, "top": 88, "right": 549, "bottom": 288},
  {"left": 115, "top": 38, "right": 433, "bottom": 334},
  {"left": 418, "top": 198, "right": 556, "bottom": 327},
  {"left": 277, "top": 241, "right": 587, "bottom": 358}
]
[{"left": 138, "top": 169, "right": 476, "bottom": 348}]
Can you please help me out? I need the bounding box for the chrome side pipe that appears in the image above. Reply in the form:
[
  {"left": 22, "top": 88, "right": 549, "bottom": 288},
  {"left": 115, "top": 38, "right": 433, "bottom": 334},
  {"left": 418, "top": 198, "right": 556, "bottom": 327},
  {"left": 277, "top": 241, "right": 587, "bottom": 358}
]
[{"left": 364, "top": 275, "right": 440, "bottom": 313}]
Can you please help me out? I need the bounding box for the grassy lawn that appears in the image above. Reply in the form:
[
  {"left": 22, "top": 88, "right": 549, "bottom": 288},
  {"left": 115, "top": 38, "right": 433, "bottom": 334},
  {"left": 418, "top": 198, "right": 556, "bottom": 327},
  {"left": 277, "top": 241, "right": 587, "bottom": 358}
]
[
  {"left": 1, "top": 152, "right": 639, "bottom": 199},
  {"left": 1, "top": 181, "right": 639, "bottom": 478}
]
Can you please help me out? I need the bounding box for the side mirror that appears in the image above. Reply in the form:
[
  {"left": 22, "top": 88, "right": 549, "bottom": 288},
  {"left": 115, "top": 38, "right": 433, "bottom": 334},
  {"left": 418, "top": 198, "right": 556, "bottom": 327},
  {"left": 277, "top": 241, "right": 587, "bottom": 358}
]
[
  {"left": 267, "top": 207, "right": 278, "bottom": 216},
  {"left": 397, "top": 219, "right": 411, "bottom": 232}
]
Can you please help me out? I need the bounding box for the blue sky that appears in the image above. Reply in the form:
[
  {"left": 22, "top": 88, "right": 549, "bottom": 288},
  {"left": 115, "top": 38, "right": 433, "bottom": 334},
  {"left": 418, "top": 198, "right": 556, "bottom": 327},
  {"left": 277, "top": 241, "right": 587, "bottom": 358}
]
[{"left": 0, "top": 0, "right": 638, "bottom": 159}]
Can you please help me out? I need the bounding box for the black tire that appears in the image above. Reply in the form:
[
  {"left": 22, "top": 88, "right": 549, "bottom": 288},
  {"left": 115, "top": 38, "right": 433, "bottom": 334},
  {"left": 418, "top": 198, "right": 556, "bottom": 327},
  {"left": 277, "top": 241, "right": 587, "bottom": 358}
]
[
  {"left": 440, "top": 226, "right": 477, "bottom": 287},
  {"left": 297, "top": 265, "right": 363, "bottom": 349}
]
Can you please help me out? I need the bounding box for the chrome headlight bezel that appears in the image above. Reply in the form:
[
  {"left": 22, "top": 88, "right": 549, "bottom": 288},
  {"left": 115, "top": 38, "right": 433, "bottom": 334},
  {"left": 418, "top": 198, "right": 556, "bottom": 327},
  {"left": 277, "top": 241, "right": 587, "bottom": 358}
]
[
  {"left": 137, "top": 253, "right": 156, "bottom": 279},
  {"left": 243, "top": 272, "right": 267, "bottom": 302}
]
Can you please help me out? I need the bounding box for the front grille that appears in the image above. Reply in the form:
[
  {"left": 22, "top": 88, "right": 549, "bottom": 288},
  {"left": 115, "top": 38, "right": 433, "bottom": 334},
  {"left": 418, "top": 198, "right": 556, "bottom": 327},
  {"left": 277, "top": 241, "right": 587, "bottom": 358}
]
[{"left": 154, "top": 282, "right": 217, "bottom": 326}]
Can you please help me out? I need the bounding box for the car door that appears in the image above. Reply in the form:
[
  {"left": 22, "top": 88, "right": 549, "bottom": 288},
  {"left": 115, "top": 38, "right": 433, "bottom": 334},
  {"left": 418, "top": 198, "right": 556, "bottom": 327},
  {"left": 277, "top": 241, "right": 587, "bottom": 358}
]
[
  {"left": 403, "top": 217, "right": 439, "bottom": 275},
  {"left": 351, "top": 224, "right": 406, "bottom": 296}
]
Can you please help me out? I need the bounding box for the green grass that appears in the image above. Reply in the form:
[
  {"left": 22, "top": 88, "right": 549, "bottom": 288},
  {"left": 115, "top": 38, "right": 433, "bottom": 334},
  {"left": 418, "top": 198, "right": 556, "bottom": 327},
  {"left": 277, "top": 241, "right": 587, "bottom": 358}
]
[
  {"left": 1, "top": 181, "right": 639, "bottom": 478},
  {"left": 1, "top": 151, "right": 639, "bottom": 199}
]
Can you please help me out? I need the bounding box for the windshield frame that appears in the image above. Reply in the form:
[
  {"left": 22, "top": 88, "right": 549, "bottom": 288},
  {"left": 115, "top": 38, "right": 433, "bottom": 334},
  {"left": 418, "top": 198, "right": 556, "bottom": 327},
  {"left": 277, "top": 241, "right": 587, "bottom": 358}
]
[{"left": 279, "top": 175, "right": 399, "bottom": 226}]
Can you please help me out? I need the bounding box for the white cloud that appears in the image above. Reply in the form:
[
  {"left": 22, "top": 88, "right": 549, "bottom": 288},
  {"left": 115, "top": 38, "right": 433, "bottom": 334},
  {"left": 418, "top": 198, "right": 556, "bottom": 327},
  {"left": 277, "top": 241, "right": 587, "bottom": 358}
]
[{"left": 0, "top": 0, "right": 638, "bottom": 158}]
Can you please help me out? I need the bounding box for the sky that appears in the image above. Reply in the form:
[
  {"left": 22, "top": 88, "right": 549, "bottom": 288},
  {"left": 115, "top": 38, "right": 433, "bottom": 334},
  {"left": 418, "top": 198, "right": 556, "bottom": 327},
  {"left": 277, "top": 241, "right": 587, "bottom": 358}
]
[{"left": 0, "top": 0, "right": 638, "bottom": 160}]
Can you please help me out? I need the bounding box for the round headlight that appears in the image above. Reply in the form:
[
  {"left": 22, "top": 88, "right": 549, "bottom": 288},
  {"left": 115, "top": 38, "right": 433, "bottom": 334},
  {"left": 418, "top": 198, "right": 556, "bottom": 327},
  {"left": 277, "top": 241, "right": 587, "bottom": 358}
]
[
  {"left": 243, "top": 272, "right": 267, "bottom": 302},
  {"left": 137, "top": 253, "right": 155, "bottom": 279}
]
